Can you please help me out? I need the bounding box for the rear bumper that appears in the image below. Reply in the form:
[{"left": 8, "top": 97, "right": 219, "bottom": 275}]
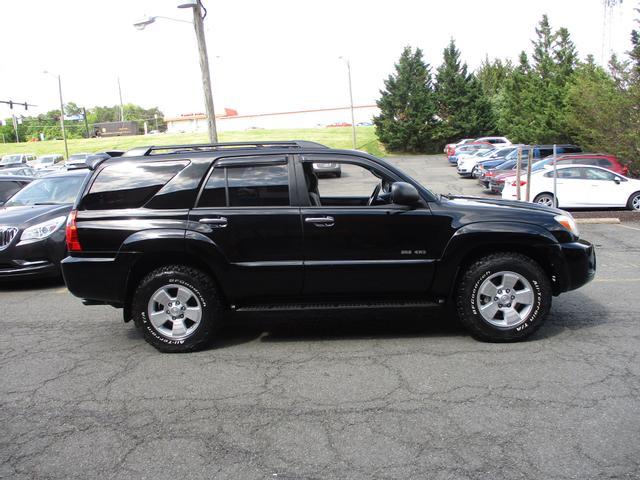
[
  {"left": 556, "top": 240, "right": 596, "bottom": 293},
  {"left": 61, "top": 253, "right": 137, "bottom": 304}
]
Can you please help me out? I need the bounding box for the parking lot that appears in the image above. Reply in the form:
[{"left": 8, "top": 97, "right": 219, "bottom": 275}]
[{"left": 1, "top": 155, "right": 639, "bottom": 479}]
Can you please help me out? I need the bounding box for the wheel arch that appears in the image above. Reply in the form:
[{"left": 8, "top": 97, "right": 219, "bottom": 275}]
[{"left": 432, "top": 222, "right": 563, "bottom": 299}]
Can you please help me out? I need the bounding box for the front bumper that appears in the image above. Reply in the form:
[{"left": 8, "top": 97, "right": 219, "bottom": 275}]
[
  {"left": 556, "top": 240, "right": 596, "bottom": 293},
  {"left": 0, "top": 231, "right": 66, "bottom": 281}
]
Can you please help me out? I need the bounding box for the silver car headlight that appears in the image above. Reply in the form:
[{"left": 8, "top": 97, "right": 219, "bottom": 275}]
[{"left": 18, "top": 216, "right": 67, "bottom": 245}]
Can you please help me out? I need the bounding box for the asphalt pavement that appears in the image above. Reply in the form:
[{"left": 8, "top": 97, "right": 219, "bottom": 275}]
[{"left": 1, "top": 156, "right": 640, "bottom": 479}]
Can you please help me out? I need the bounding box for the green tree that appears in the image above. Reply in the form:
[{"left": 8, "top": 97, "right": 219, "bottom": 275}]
[
  {"left": 434, "top": 39, "right": 496, "bottom": 144},
  {"left": 476, "top": 56, "right": 512, "bottom": 98},
  {"left": 374, "top": 46, "right": 439, "bottom": 152}
]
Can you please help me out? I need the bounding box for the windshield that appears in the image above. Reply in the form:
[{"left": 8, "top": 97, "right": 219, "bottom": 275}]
[
  {"left": 505, "top": 148, "right": 530, "bottom": 161},
  {"left": 0, "top": 154, "right": 22, "bottom": 164},
  {"left": 4, "top": 174, "right": 86, "bottom": 206},
  {"left": 478, "top": 149, "right": 495, "bottom": 157}
]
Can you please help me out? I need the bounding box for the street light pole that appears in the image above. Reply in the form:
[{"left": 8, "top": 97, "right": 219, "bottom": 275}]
[
  {"left": 189, "top": 2, "right": 217, "bottom": 143},
  {"left": 135, "top": 2, "right": 218, "bottom": 143},
  {"left": 340, "top": 57, "right": 357, "bottom": 149}
]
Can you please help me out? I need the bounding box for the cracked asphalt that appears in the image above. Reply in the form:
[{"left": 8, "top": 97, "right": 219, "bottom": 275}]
[{"left": 1, "top": 222, "right": 639, "bottom": 479}]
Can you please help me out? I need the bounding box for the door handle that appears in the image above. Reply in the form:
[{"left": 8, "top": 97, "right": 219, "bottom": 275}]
[
  {"left": 305, "top": 216, "right": 335, "bottom": 227},
  {"left": 199, "top": 217, "right": 227, "bottom": 227}
]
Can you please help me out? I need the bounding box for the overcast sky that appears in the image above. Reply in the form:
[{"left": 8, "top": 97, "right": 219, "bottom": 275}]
[{"left": 0, "top": 0, "right": 636, "bottom": 120}]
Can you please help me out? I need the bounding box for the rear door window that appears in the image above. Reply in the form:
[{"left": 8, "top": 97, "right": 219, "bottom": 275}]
[
  {"left": 82, "top": 161, "right": 188, "bottom": 210},
  {"left": 198, "top": 157, "right": 290, "bottom": 208}
]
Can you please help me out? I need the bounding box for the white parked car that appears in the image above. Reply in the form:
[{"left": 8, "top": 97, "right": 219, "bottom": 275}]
[
  {"left": 0, "top": 153, "right": 36, "bottom": 168},
  {"left": 476, "top": 136, "right": 512, "bottom": 148},
  {"left": 31, "top": 154, "right": 65, "bottom": 170},
  {"left": 502, "top": 164, "right": 640, "bottom": 210},
  {"left": 444, "top": 138, "right": 475, "bottom": 155}
]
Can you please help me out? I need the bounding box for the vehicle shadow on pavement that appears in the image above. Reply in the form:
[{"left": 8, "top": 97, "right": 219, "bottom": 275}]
[
  {"left": 206, "top": 308, "right": 467, "bottom": 349},
  {"left": 203, "top": 292, "right": 607, "bottom": 349},
  {"left": 0, "top": 276, "right": 65, "bottom": 292}
]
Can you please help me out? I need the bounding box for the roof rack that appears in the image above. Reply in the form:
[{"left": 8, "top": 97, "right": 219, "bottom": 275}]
[{"left": 121, "top": 140, "right": 329, "bottom": 157}]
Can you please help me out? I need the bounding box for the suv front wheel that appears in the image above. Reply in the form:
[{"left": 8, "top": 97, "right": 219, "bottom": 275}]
[
  {"left": 131, "top": 265, "right": 221, "bottom": 352},
  {"left": 455, "top": 253, "right": 552, "bottom": 342}
]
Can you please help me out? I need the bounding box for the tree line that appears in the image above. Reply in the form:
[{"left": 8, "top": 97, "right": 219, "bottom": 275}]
[
  {"left": 374, "top": 14, "right": 640, "bottom": 174},
  {"left": 0, "top": 103, "right": 165, "bottom": 143}
]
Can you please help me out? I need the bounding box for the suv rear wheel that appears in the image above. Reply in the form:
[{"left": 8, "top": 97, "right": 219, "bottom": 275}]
[
  {"left": 455, "top": 253, "right": 551, "bottom": 342},
  {"left": 132, "top": 265, "right": 221, "bottom": 353}
]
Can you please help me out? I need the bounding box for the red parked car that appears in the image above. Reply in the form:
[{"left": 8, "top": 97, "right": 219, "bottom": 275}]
[{"left": 550, "top": 153, "right": 629, "bottom": 176}]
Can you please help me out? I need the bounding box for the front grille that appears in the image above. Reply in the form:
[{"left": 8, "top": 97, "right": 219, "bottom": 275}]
[{"left": 0, "top": 226, "right": 18, "bottom": 250}]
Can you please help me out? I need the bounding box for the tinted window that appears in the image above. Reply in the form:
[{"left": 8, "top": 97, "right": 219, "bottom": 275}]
[
  {"left": 199, "top": 168, "right": 226, "bottom": 207},
  {"left": 596, "top": 158, "right": 613, "bottom": 167},
  {"left": 82, "top": 161, "right": 187, "bottom": 210},
  {"left": 228, "top": 165, "right": 289, "bottom": 207},
  {"left": 0, "top": 181, "right": 23, "bottom": 203},
  {"left": 198, "top": 163, "right": 290, "bottom": 208}
]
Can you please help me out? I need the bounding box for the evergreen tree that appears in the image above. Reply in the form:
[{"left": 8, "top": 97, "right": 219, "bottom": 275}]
[
  {"left": 496, "top": 52, "right": 537, "bottom": 142},
  {"left": 532, "top": 14, "right": 556, "bottom": 80},
  {"left": 374, "top": 46, "right": 439, "bottom": 152},
  {"left": 554, "top": 27, "right": 578, "bottom": 83},
  {"left": 434, "top": 39, "right": 496, "bottom": 143},
  {"left": 476, "top": 56, "right": 512, "bottom": 98}
]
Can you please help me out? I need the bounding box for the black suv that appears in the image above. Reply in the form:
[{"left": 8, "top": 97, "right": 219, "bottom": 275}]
[{"left": 61, "top": 141, "right": 595, "bottom": 352}]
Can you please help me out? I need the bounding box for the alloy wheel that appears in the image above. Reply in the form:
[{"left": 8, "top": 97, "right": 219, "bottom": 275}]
[
  {"left": 476, "top": 271, "right": 534, "bottom": 328},
  {"left": 147, "top": 284, "right": 202, "bottom": 340}
]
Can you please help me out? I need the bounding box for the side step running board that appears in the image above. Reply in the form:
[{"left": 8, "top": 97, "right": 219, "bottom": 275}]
[{"left": 233, "top": 300, "right": 444, "bottom": 312}]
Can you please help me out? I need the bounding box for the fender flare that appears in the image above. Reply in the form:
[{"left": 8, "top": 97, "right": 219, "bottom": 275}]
[{"left": 431, "top": 221, "right": 563, "bottom": 297}]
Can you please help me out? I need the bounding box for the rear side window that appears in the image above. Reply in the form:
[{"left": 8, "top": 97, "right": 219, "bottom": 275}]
[
  {"left": 596, "top": 158, "right": 612, "bottom": 168},
  {"left": 199, "top": 163, "right": 290, "bottom": 208},
  {"left": 82, "top": 161, "right": 187, "bottom": 210}
]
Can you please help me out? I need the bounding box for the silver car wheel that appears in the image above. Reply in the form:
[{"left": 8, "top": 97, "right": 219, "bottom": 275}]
[
  {"left": 476, "top": 271, "right": 534, "bottom": 328},
  {"left": 632, "top": 194, "right": 640, "bottom": 211},
  {"left": 147, "top": 284, "right": 202, "bottom": 340},
  {"left": 536, "top": 195, "right": 554, "bottom": 207}
]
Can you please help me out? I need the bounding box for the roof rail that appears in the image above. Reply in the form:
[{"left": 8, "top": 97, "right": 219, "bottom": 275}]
[{"left": 121, "top": 140, "right": 329, "bottom": 157}]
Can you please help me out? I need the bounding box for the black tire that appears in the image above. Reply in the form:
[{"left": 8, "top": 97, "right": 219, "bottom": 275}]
[
  {"left": 335, "top": 171, "right": 342, "bottom": 178},
  {"left": 131, "top": 265, "right": 222, "bottom": 353},
  {"left": 627, "top": 191, "right": 640, "bottom": 211},
  {"left": 533, "top": 192, "right": 557, "bottom": 208},
  {"left": 455, "top": 253, "right": 552, "bottom": 342}
]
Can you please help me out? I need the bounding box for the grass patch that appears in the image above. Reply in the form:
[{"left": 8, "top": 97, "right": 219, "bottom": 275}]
[{"left": 0, "top": 127, "right": 385, "bottom": 158}]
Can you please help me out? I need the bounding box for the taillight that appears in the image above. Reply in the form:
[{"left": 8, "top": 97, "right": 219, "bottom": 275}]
[
  {"left": 65, "top": 210, "right": 82, "bottom": 252},
  {"left": 510, "top": 180, "right": 527, "bottom": 187}
]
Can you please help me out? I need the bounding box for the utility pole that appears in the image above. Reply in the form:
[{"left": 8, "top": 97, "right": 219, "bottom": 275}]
[
  {"left": 189, "top": 1, "right": 217, "bottom": 142},
  {"left": 118, "top": 77, "right": 125, "bottom": 122},
  {"left": 12, "top": 115, "right": 19, "bottom": 143},
  {"left": 340, "top": 56, "right": 357, "bottom": 149},
  {"left": 83, "top": 107, "right": 90, "bottom": 138}
]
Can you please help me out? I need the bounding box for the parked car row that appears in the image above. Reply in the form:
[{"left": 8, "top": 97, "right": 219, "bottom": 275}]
[{"left": 445, "top": 138, "right": 639, "bottom": 211}]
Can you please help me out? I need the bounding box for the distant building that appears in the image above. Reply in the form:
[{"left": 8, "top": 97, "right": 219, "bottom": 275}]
[{"left": 164, "top": 105, "right": 379, "bottom": 133}]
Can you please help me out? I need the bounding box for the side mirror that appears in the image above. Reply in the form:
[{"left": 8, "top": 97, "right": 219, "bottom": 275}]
[
  {"left": 391, "top": 182, "right": 420, "bottom": 206},
  {"left": 614, "top": 177, "right": 621, "bottom": 184}
]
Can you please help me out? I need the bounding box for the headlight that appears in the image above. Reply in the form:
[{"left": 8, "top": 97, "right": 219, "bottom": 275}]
[
  {"left": 554, "top": 214, "right": 579, "bottom": 238},
  {"left": 18, "top": 216, "right": 67, "bottom": 244}
]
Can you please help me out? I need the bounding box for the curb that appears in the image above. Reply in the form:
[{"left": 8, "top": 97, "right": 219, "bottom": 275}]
[{"left": 575, "top": 217, "right": 621, "bottom": 224}]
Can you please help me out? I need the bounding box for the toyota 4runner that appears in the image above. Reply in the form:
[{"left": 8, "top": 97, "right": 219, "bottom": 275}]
[{"left": 61, "top": 141, "right": 596, "bottom": 352}]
